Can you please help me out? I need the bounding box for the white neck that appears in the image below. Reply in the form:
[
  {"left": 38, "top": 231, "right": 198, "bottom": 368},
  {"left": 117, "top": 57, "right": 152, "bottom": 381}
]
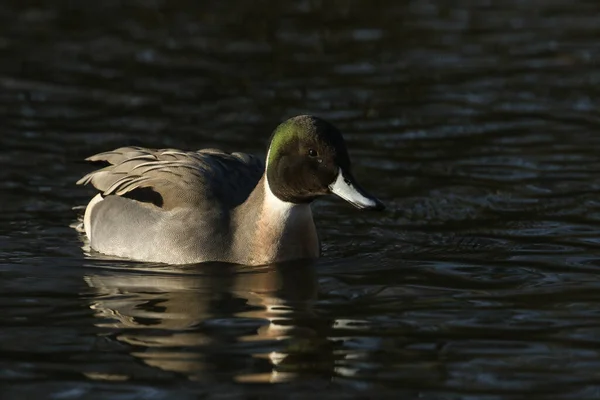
[
  {"left": 264, "top": 146, "right": 308, "bottom": 216},
  {"left": 240, "top": 154, "right": 319, "bottom": 264},
  {"left": 264, "top": 174, "right": 310, "bottom": 217}
]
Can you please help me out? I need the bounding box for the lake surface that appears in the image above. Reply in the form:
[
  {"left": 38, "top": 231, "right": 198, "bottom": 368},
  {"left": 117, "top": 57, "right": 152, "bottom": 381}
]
[{"left": 2, "top": 0, "right": 600, "bottom": 398}]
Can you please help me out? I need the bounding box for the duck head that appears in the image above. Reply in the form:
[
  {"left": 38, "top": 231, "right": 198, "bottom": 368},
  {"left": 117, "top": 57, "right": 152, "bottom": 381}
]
[{"left": 266, "top": 115, "right": 385, "bottom": 211}]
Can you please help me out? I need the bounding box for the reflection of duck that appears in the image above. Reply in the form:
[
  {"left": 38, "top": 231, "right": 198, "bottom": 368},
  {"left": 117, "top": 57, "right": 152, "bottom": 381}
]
[{"left": 84, "top": 261, "right": 334, "bottom": 383}]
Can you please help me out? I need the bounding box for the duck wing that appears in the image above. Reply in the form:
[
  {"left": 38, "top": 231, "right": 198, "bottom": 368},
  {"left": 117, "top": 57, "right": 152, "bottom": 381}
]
[{"left": 77, "top": 146, "right": 264, "bottom": 210}]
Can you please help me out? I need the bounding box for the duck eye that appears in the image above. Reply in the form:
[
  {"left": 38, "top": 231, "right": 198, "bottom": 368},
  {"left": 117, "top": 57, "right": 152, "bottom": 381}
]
[{"left": 308, "top": 149, "right": 318, "bottom": 157}]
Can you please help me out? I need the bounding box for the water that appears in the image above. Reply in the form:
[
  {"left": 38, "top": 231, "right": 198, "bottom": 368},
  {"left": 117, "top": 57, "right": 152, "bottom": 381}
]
[{"left": 2, "top": 0, "right": 600, "bottom": 398}]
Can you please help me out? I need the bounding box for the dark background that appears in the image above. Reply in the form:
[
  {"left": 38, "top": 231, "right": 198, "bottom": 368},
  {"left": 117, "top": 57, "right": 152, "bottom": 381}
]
[{"left": 2, "top": 1, "right": 600, "bottom": 398}]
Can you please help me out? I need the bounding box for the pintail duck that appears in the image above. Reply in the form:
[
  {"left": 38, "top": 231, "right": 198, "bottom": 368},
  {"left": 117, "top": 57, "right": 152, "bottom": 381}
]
[{"left": 77, "top": 115, "right": 384, "bottom": 265}]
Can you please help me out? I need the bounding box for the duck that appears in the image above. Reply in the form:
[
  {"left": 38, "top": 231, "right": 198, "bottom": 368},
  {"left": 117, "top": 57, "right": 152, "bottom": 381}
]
[{"left": 77, "top": 115, "right": 385, "bottom": 265}]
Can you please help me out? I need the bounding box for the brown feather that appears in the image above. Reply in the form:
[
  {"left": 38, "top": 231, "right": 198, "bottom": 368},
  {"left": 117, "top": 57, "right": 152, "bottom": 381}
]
[{"left": 78, "top": 147, "right": 264, "bottom": 210}]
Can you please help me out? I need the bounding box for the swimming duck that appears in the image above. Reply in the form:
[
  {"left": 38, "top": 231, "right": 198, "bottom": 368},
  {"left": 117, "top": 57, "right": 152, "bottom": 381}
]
[{"left": 77, "top": 115, "right": 384, "bottom": 265}]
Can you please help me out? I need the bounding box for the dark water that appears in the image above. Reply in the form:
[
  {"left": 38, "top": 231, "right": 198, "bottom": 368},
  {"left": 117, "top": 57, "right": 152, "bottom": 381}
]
[{"left": 2, "top": 0, "right": 600, "bottom": 398}]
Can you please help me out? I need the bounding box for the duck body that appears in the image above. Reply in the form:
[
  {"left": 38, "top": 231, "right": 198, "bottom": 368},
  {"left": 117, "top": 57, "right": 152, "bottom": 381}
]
[{"left": 78, "top": 115, "right": 383, "bottom": 265}]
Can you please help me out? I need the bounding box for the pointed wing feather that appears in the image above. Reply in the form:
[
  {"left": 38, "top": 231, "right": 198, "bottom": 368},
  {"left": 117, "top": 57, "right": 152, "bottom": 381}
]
[{"left": 77, "top": 147, "right": 264, "bottom": 209}]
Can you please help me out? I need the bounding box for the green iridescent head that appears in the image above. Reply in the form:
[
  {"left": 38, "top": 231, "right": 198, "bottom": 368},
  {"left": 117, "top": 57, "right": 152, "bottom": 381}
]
[{"left": 265, "top": 115, "right": 384, "bottom": 210}]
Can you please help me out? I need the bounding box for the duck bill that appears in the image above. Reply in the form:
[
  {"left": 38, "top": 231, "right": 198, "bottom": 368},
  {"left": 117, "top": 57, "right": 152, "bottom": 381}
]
[{"left": 328, "top": 169, "right": 385, "bottom": 211}]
